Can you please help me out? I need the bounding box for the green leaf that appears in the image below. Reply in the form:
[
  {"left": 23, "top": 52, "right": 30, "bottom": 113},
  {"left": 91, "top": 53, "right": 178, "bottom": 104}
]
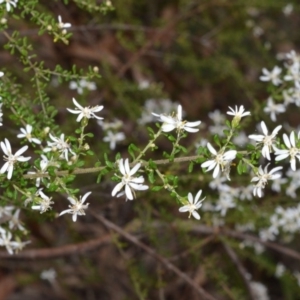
[
  {"left": 152, "top": 186, "right": 163, "bottom": 192},
  {"left": 148, "top": 171, "right": 155, "bottom": 184},
  {"left": 237, "top": 160, "right": 243, "bottom": 175},
  {"left": 213, "top": 135, "right": 221, "bottom": 148},
  {"left": 188, "top": 161, "right": 194, "bottom": 173}
]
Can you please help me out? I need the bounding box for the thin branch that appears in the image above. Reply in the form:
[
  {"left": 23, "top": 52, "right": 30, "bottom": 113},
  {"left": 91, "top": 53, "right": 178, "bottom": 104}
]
[
  {"left": 93, "top": 213, "right": 217, "bottom": 300},
  {"left": 191, "top": 225, "right": 300, "bottom": 261},
  {"left": 0, "top": 234, "right": 111, "bottom": 260},
  {"left": 222, "top": 242, "right": 256, "bottom": 300},
  {"left": 23, "top": 154, "right": 203, "bottom": 179}
]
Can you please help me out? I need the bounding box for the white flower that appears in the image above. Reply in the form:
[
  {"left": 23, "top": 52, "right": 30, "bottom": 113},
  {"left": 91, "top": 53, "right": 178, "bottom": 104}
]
[
  {"left": 285, "top": 50, "right": 300, "bottom": 66},
  {"left": 283, "top": 3, "right": 293, "bottom": 16},
  {"left": 0, "top": 228, "right": 19, "bottom": 255},
  {"left": 8, "top": 209, "right": 25, "bottom": 231},
  {"left": 275, "top": 131, "right": 300, "bottom": 171},
  {"left": 27, "top": 155, "right": 49, "bottom": 187},
  {"left": 248, "top": 121, "right": 282, "bottom": 160},
  {"left": 97, "top": 119, "right": 123, "bottom": 130},
  {"left": 259, "top": 66, "right": 282, "bottom": 85},
  {"left": 43, "top": 133, "right": 74, "bottom": 161},
  {"left": 179, "top": 190, "right": 205, "bottom": 220},
  {"left": 250, "top": 281, "right": 270, "bottom": 300},
  {"left": 40, "top": 268, "right": 56, "bottom": 282},
  {"left": 138, "top": 99, "right": 181, "bottom": 125},
  {"left": 284, "top": 62, "right": 300, "bottom": 86},
  {"left": 17, "top": 124, "right": 41, "bottom": 144},
  {"left": 57, "top": 15, "right": 71, "bottom": 29},
  {"left": 227, "top": 105, "right": 250, "bottom": 120},
  {"left": 0, "top": 72, "right": 4, "bottom": 77},
  {"left": 201, "top": 143, "right": 237, "bottom": 178},
  {"left": 208, "top": 109, "right": 225, "bottom": 124},
  {"left": 251, "top": 164, "right": 283, "bottom": 197},
  {"left": 111, "top": 158, "right": 148, "bottom": 200},
  {"left": 0, "top": 0, "right": 18, "bottom": 12},
  {"left": 0, "top": 205, "right": 14, "bottom": 218},
  {"left": 0, "top": 138, "right": 31, "bottom": 179},
  {"left": 152, "top": 105, "right": 201, "bottom": 133},
  {"left": 69, "top": 79, "right": 96, "bottom": 94},
  {"left": 275, "top": 263, "right": 286, "bottom": 278},
  {"left": 263, "top": 97, "right": 286, "bottom": 122},
  {"left": 67, "top": 98, "right": 103, "bottom": 122},
  {"left": 31, "top": 189, "right": 54, "bottom": 213},
  {"left": 59, "top": 191, "right": 91, "bottom": 222},
  {"left": 215, "top": 193, "right": 236, "bottom": 216},
  {"left": 103, "top": 130, "right": 125, "bottom": 150}
]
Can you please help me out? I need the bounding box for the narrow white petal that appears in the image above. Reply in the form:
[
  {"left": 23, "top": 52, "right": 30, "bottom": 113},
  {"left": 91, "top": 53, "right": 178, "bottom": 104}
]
[
  {"left": 283, "top": 134, "right": 291, "bottom": 148},
  {"left": 81, "top": 191, "right": 92, "bottom": 203},
  {"left": 130, "top": 163, "right": 141, "bottom": 176},
  {"left": 15, "top": 145, "right": 28, "bottom": 156},
  {"left": 192, "top": 211, "right": 200, "bottom": 220},
  {"left": 195, "top": 190, "right": 202, "bottom": 203},
  {"left": 119, "top": 159, "right": 125, "bottom": 175},
  {"left": 124, "top": 159, "right": 131, "bottom": 175},
  {"left": 72, "top": 98, "right": 83, "bottom": 110},
  {"left": 261, "top": 121, "right": 268, "bottom": 135},
  {"left": 112, "top": 182, "right": 123, "bottom": 196},
  {"left": 212, "top": 164, "right": 220, "bottom": 178},
  {"left": 125, "top": 185, "right": 133, "bottom": 200},
  {"left": 188, "top": 193, "right": 193, "bottom": 204},
  {"left": 207, "top": 143, "right": 217, "bottom": 155}
]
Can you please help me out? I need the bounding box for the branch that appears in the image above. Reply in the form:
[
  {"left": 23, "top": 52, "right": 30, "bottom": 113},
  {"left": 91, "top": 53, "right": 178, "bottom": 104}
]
[
  {"left": 93, "top": 213, "right": 217, "bottom": 300},
  {"left": 0, "top": 234, "right": 111, "bottom": 260},
  {"left": 222, "top": 242, "right": 256, "bottom": 300},
  {"left": 192, "top": 225, "right": 300, "bottom": 261}
]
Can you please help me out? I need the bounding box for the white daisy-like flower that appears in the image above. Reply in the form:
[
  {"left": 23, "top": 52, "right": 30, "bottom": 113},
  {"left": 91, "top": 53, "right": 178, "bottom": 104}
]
[
  {"left": 31, "top": 189, "right": 54, "bottom": 213},
  {"left": 40, "top": 268, "right": 57, "bottom": 282},
  {"left": 103, "top": 130, "right": 125, "bottom": 150},
  {"left": 179, "top": 190, "right": 205, "bottom": 220},
  {"left": 0, "top": 228, "right": 19, "bottom": 255},
  {"left": 111, "top": 158, "right": 148, "bottom": 200},
  {"left": 215, "top": 193, "right": 236, "bottom": 216},
  {"left": 251, "top": 164, "right": 283, "bottom": 197},
  {"left": 275, "top": 131, "right": 300, "bottom": 171},
  {"left": 201, "top": 143, "right": 237, "bottom": 178},
  {"left": 57, "top": 15, "right": 71, "bottom": 29},
  {"left": 259, "top": 66, "right": 282, "bottom": 86},
  {"left": 17, "top": 124, "right": 41, "bottom": 144},
  {"left": 284, "top": 62, "right": 300, "bottom": 86},
  {"left": 67, "top": 98, "right": 103, "bottom": 122},
  {"left": 59, "top": 191, "right": 91, "bottom": 222},
  {"left": 43, "top": 133, "right": 74, "bottom": 161},
  {"left": 0, "top": 139, "right": 31, "bottom": 179},
  {"left": 152, "top": 105, "right": 201, "bottom": 133},
  {"left": 263, "top": 97, "right": 286, "bottom": 122},
  {"left": 27, "top": 155, "right": 49, "bottom": 187},
  {"left": 69, "top": 79, "right": 97, "bottom": 95},
  {"left": 227, "top": 105, "right": 251, "bottom": 121},
  {"left": 0, "top": 71, "right": 4, "bottom": 77},
  {"left": 8, "top": 209, "right": 25, "bottom": 231},
  {"left": 0, "top": 0, "right": 18, "bottom": 12},
  {"left": 248, "top": 121, "right": 282, "bottom": 160}
]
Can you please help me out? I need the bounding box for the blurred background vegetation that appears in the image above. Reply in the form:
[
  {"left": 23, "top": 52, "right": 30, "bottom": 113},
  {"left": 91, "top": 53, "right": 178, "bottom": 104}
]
[{"left": 1, "top": 0, "right": 300, "bottom": 299}]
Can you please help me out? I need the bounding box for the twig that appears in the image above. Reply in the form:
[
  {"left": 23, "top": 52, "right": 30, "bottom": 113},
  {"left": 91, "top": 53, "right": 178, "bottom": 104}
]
[
  {"left": 222, "top": 242, "right": 256, "bottom": 300},
  {"left": 192, "top": 225, "right": 300, "bottom": 261},
  {"left": 93, "top": 213, "right": 217, "bottom": 300},
  {"left": 0, "top": 234, "right": 111, "bottom": 260}
]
